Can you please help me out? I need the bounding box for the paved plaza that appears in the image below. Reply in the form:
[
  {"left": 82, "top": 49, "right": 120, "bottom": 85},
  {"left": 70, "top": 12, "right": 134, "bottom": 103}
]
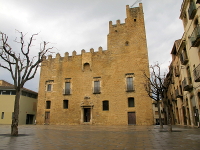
[{"left": 0, "top": 125, "right": 200, "bottom": 150}]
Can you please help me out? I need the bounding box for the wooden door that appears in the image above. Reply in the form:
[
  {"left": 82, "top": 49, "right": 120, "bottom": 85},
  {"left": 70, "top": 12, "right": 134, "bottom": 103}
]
[
  {"left": 45, "top": 112, "right": 50, "bottom": 124},
  {"left": 128, "top": 112, "right": 136, "bottom": 124},
  {"left": 84, "top": 108, "right": 90, "bottom": 122}
]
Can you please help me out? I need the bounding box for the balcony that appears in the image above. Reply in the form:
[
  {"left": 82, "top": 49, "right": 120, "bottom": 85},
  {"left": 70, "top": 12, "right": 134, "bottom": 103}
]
[
  {"left": 182, "top": 77, "right": 193, "bottom": 91},
  {"left": 190, "top": 25, "right": 200, "bottom": 47},
  {"left": 174, "top": 67, "right": 180, "bottom": 77},
  {"left": 180, "top": 51, "right": 188, "bottom": 65},
  {"left": 63, "top": 89, "right": 71, "bottom": 95},
  {"left": 171, "top": 93, "right": 176, "bottom": 101},
  {"left": 188, "top": 0, "right": 197, "bottom": 20},
  {"left": 193, "top": 64, "right": 200, "bottom": 82},
  {"left": 171, "top": 75, "right": 174, "bottom": 84},
  {"left": 175, "top": 89, "right": 183, "bottom": 98}
]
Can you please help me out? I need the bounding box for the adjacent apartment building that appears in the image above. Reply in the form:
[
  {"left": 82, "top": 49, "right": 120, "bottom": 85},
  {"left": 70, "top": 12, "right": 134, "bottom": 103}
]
[
  {"left": 164, "top": 0, "right": 200, "bottom": 127},
  {"left": 36, "top": 4, "right": 154, "bottom": 125},
  {"left": 0, "top": 80, "right": 37, "bottom": 125}
]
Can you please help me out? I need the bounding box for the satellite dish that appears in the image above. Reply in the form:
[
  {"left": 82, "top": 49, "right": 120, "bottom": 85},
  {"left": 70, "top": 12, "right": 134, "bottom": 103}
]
[{"left": 130, "top": 0, "right": 142, "bottom": 8}]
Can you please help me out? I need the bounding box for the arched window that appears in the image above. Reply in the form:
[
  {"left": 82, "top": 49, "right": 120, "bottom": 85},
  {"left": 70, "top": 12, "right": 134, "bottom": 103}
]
[
  {"left": 128, "top": 97, "right": 134, "bottom": 107},
  {"left": 103, "top": 100, "right": 109, "bottom": 111},
  {"left": 83, "top": 63, "right": 90, "bottom": 71}
]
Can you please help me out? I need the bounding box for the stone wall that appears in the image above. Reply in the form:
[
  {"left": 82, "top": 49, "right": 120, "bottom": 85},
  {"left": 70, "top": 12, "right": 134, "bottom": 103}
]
[{"left": 36, "top": 3, "right": 154, "bottom": 125}]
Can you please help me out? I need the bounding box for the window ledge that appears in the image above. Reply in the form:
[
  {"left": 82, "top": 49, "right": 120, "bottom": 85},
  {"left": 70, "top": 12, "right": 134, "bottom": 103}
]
[
  {"left": 93, "top": 92, "right": 101, "bottom": 94},
  {"left": 63, "top": 94, "right": 71, "bottom": 95},
  {"left": 126, "top": 90, "right": 135, "bottom": 92}
]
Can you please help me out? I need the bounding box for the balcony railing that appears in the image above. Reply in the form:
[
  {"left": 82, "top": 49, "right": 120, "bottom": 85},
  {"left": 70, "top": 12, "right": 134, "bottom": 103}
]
[
  {"left": 190, "top": 24, "right": 200, "bottom": 47},
  {"left": 175, "top": 89, "right": 183, "bottom": 98},
  {"left": 180, "top": 51, "right": 188, "bottom": 65},
  {"left": 126, "top": 85, "right": 135, "bottom": 92},
  {"left": 193, "top": 64, "right": 200, "bottom": 82},
  {"left": 182, "top": 77, "right": 193, "bottom": 91},
  {"left": 63, "top": 89, "right": 71, "bottom": 95},
  {"left": 188, "top": 0, "right": 197, "bottom": 20},
  {"left": 93, "top": 87, "right": 101, "bottom": 94}
]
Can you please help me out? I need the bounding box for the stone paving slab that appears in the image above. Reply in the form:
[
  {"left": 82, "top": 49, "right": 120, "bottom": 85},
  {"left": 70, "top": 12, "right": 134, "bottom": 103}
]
[{"left": 0, "top": 125, "right": 200, "bottom": 150}]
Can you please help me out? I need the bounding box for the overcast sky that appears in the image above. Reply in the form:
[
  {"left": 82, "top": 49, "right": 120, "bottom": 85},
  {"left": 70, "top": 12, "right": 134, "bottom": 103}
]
[{"left": 0, "top": 0, "right": 183, "bottom": 92}]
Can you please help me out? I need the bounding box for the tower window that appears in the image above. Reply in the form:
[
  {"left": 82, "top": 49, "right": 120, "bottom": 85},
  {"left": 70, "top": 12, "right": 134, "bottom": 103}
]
[
  {"left": 125, "top": 41, "right": 129, "bottom": 46},
  {"left": 134, "top": 19, "right": 136, "bottom": 22},
  {"left": 126, "top": 77, "right": 134, "bottom": 91},
  {"left": 46, "top": 101, "right": 51, "bottom": 109},
  {"left": 46, "top": 80, "right": 54, "bottom": 92}
]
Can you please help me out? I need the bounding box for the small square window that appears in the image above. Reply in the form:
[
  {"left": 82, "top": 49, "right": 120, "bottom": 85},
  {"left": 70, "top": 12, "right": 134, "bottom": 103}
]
[
  {"left": 46, "top": 101, "right": 51, "bottom": 109},
  {"left": 63, "top": 100, "right": 68, "bottom": 109},
  {"left": 103, "top": 101, "right": 109, "bottom": 111},
  {"left": 128, "top": 97, "right": 134, "bottom": 107}
]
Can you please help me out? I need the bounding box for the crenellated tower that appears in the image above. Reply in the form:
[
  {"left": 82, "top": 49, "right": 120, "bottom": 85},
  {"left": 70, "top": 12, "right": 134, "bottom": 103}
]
[{"left": 108, "top": 4, "right": 147, "bottom": 55}]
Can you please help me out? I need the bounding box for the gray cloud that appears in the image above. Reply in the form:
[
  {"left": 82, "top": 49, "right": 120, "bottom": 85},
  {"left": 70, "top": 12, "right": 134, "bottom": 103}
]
[{"left": 0, "top": 0, "right": 183, "bottom": 91}]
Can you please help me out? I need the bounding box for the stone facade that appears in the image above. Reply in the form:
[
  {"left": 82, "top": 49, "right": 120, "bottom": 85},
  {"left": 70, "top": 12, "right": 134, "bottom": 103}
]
[
  {"left": 36, "top": 4, "right": 154, "bottom": 125},
  {"left": 164, "top": 0, "right": 200, "bottom": 127}
]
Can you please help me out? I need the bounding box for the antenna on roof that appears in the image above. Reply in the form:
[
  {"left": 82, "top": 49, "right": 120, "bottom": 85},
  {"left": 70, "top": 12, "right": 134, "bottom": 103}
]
[{"left": 130, "top": 0, "right": 142, "bottom": 8}]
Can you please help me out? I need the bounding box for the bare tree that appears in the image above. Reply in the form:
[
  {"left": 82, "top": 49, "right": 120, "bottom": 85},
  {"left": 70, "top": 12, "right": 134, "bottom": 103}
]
[
  {"left": 162, "top": 67, "right": 174, "bottom": 132},
  {"left": 143, "top": 63, "right": 165, "bottom": 129},
  {"left": 0, "top": 31, "right": 53, "bottom": 136}
]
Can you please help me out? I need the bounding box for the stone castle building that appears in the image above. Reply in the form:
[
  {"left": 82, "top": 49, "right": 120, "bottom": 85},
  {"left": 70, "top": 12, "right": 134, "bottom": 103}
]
[{"left": 36, "top": 4, "right": 154, "bottom": 125}]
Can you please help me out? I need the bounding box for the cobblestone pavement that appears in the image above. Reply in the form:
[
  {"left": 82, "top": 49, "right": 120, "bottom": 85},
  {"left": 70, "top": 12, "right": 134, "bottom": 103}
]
[{"left": 0, "top": 125, "right": 200, "bottom": 150}]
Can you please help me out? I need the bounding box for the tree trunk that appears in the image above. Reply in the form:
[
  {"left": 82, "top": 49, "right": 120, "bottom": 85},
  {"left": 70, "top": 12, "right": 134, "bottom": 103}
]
[
  {"left": 168, "top": 117, "right": 172, "bottom": 132},
  {"left": 157, "top": 101, "right": 163, "bottom": 129},
  {"left": 11, "top": 88, "right": 21, "bottom": 136}
]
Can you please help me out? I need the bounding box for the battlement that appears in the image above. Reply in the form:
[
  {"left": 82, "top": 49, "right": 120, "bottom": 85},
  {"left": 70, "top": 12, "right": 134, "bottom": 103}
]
[
  {"left": 42, "top": 46, "right": 107, "bottom": 63},
  {"left": 109, "top": 3, "right": 143, "bottom": 33}
]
